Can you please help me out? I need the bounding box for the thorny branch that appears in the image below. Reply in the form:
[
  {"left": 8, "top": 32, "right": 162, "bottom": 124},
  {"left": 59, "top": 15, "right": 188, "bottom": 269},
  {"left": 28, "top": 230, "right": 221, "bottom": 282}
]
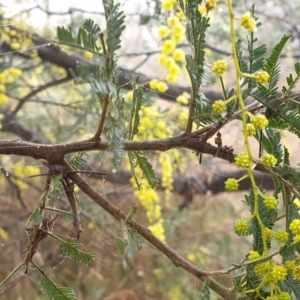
[{"left": 63, "top": 160, "right": 236, "bottom": 300}]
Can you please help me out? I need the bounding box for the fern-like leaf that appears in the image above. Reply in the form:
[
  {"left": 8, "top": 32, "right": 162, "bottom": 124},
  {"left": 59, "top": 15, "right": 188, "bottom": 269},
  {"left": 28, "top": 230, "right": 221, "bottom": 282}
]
[
  {"left": 198, "top": 279, "right": 210, "bottom": 300},
  {"left": 40, "top": 275, "right": 77, "bottom": 300},
  {"left": 127, "top": 84, "right": 144, "bottom": 140},
  {"left": 103, "top": 0, "right": 126, "bottom": 54},
  {"left": 263, "top": 34, "right": 290, "bottom": 91},
  {"left": 69, "top": 152, "right": 87, "bottom": 171},
  {"left": 57, "top": 26, "right": 100, "bottom": 53},
  {"left": 256, "top": 127, "right": 283, "bottom": 164},
  {"left": 245, "top": 188, "right": 277, "bottom": 254},
  {"left": 59, "top": 242, "right": 95, "bottom": 265},
  {"left": 134, "top": 151, "right": 158, "bottom": 189}
]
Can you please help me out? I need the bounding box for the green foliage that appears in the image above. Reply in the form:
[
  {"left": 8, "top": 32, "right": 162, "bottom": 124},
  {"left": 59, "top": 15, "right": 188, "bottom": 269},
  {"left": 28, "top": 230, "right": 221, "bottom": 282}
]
[
  {"left": 57, "top": 23, "right": 100, "bottom": 53},
  {"left": 127, "top": 84, "right": 144, "bottom": 140},
  {"left": 128, "top": 151, "right": 158, "bottom": 190},
  {"left": 198, "top": 279, "right": 210, "bottom": 300},
  {"left": 58, "top": 241, "right": 95, "bottom": 265},
  {"left": 105, "top": 90, "right": 125, "bottom": 166},
  {"left": 178, "top": 0, "right": 210, "bottom": 105},
  {"left": 69, "top": 152, "right": 87, "bottom": 171},
  {"left": 263, "top": 34, "right": 290, "bottom": 91},
  {"left": 282, "top": 62, "right": 300, "bottom": 95},
  {"left": 40, "top": 274, "right": 77, "bottom": 300},
  {"left": 102, "top": 0, "right": 126, "bottom": 55},
  {"left": 115, "top": 237, "right": 127, "bottom": 256},
  {"left": 193, "top": 102, "right": 223, "bottom": 127},
  {"left": 256, "top": 127, "right": 283, "bottom": 164},
  {"left": 245, "top": 188, "right": 277, "bottom": 254}
]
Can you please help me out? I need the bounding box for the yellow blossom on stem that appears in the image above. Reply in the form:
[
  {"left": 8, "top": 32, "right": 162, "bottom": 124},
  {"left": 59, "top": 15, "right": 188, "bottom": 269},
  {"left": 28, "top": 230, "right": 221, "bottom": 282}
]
[
  {"left": 172, "top": 48, "right": 185, "bottom": 61},
  {"left": 212, "top": 60, "right": 228, "bottom": 75},
  {"left": 256, "top": 71, "right": 270, "bottom": 84},
  {"left": 290, "top": 219, "right": 300, "bottom": 235},
  {"left": 161, "top": 0, "right": 176, "bottom": 11},
  {"left": 9, "top": 68, "right": 22, "bottom": 78},
  {"left": 235, "top": 153, "right": 250, "bottom": 168},
  {"left": 198, "top": 0, "right": 218, "bottom": 14},
  {"left": 245, "top": 123, "right": 256, "bottom": 137},
  {"left": 176, "top": 94, "right": 189, "bottom": 105},
  {"left": 261, "top": 154, "right": 277, "bottom": 167},
  {"left": 158, "top": 54, "right": 170, "bottom": 67},
  {"left": 176, "top": 11, "right": 186, "bottom": 21},
  {"left": 167, "top": 62, "right": 180, "bottom": 76},
  {"left": 149, "top": 79, "right": 158, "bottom": 89},
  {"left": 212, "top": 100, "right": 226, "bottom": 114},
  {"left": 158, "top": 26, "right": 170, "bottom": 39},
  {"left": 252, "top": 114, "right": 269, "bottom": 130},
  {"left": 156, "top": 81, "right": 168, "bottom": 93},
  {"left": 162, "top": 39, "right": 176, "bottom": 55},
  {"left": 148, "top": 219, "right": 166, "bottom": 242},
  {"left": 10, "top": 42, "right": 21, "bottom": 50},
  {"left": 240, "top": 12, "right": 256, "bottom": 32},
  {"left": 166, "top": 73, "right": 178, "bottom": 83},
  {"left": 124, "top": 91, "right": 133, "bottom": 101},
  {"left": 167, "top": 16, "right": 179, "bottom": 28},
  {"left": 0, "top": 93, "right": 8, "bottom": 104}
]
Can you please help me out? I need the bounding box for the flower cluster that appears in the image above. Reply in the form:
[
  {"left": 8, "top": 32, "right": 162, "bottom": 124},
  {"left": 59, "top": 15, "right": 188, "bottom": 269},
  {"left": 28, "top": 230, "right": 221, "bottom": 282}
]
[
  {"left": 212, "top": 60, "right": 227, "bottom": 75},
  {"left": 270, "top": 266, "right": 288, "bottom": 281},
  {"left": 275, "top": 229, "right": 289, "bottom": 243},
  {"left": 254, "top": 262, "right": 270, "bottom": 275},
  {"left": 252, "top": 114, "right": 269, "bottom": 130},
  {"left": 149, "top": 79, "right": 168, "bottom": 93},
  {"left": 224, "top": 178, "right": 239, "bottom": 191},
  {"left": 245, "top": 123, "right": 256, "bottom": 137},
  {"left": 0, "top": 68, "right": 22, "bottom": 105},
  {"left": 159, "top": 152, "right": 174, "bottom": 204},
  {"left": 136, "top": 106, "right": 169, "bottom": 140},
  {"left": 263, "top": 196, "right": 278, "bottom": 210},
  {"left": 248, "top": 250, "right": 261, "bottom": 260},
  {"left": 240, "top": 12, "right": 256, "bottom": 32},
  {"left": 278, "top": 292, "right": 291, "bottom": 300},
  {"left": 264, "top": 227, "right": 273, "bottom": 241},
  {"left": 212, "top": 100, "right": 226, "bottom": 114},
  {"left": 176, "top": 92, "right": 190, "bottom": 105},
  {"left": 293, "top": 265, "right": 300, "bottom": 280},
  {"left": 235, "top": 153, "right": 250, "bottom": 168},
  {"left": 234, "top": 220, "right": 249, "bottom": 233},
  {"left": 256, "top": 71, "right": 270, "bottom": 84},
  {"left": 148, "top": 219, "right": 166, "bottom": 242},
  {"left": 289, "top": 219, "right": 300, "bottom": 235},
  {"left": 161, "top": 0, "right": 177, "bottom": 11},
  {"left": 261, "top": 154, "right": 277, "bottom": 167},
  {"left": 198, "top": 0, "right": 218, "bottom": 14},
  {"left": 157, "top": 5, "right": 186, "bottom": 85}
]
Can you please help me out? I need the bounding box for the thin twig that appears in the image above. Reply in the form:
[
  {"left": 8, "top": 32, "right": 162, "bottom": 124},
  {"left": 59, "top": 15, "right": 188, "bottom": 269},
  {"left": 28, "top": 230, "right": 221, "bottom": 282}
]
[{"left": 93, "top": 95, "right": 110, "bottom": 142}]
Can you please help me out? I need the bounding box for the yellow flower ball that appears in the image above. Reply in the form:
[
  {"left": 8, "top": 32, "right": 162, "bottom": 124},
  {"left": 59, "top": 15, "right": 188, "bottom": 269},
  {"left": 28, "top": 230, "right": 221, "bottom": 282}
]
[
  {"left": 158, "top": 26, "right": 170, "bottom": 39},
  {"left": 9, "top": 68, "right": 22, "bottom": 78},
  {"left": 240, "top": 12, "right": 256, "bottom": 32},
  {"left": 0, "top": 93, "right": 8, "bottom": 104},
  {"left": 167, "top": 16, "right": 179, "bottom": 28},
  {"left": 173, "top": 48, "right": 185, "bottom": 61},
  {"left": 10, "top": 42, "right": 21, "bottom": 50},
  {"left": 156, "top": 82, "right": 168, "bottom": 93},
  {"left": 149, "top": 79, "right": 158, "bottom": 89},
  {"left": 158, "top": 54, "right": 170, "bottom": 67},
  {"left": 162, "top": 40, "right": 176, "bottom": 55}
]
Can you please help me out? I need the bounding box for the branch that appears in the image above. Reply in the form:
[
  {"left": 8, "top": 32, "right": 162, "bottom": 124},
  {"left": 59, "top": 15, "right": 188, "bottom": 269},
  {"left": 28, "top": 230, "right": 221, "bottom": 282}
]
[{"left": 62, "top": 159, "right": 235, "bottom": 300}]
